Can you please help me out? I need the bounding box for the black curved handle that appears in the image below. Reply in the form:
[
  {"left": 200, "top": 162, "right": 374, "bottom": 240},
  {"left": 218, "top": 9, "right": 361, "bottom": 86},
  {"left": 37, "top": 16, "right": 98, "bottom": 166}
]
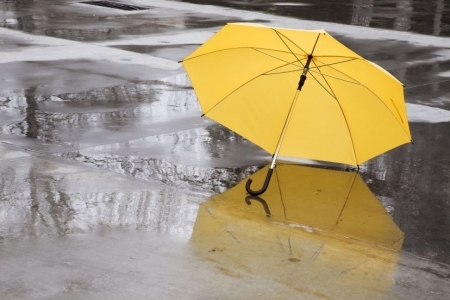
[{"left": 245, "top": 168, "right": 274, "bottom": 196}]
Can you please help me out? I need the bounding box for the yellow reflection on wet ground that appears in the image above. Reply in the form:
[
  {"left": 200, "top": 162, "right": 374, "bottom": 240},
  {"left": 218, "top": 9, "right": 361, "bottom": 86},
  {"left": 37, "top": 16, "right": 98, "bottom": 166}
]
[{"left": 191, "top": 164, "right": 404, "bottom": 299}]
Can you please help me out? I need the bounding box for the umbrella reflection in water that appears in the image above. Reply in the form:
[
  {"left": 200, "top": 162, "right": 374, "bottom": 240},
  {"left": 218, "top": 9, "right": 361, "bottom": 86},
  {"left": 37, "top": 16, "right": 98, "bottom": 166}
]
[{"left": 191, "top": 164, "right": 404, "bottom": 299}]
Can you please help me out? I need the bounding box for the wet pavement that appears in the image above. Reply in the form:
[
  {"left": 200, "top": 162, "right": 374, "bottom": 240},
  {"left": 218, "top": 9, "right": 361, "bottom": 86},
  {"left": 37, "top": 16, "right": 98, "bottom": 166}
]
[
  {"left": 181, "top": 0, "right": 450, "bottom": 37},
  {"left": 0, "top": 0, "right": 450, "bottom": 299}
]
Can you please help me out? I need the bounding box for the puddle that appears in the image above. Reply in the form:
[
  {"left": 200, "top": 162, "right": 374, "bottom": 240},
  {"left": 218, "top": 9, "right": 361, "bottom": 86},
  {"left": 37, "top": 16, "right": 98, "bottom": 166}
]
[{"left": 0, "top": 155, "right": 203, "bottom": 239}]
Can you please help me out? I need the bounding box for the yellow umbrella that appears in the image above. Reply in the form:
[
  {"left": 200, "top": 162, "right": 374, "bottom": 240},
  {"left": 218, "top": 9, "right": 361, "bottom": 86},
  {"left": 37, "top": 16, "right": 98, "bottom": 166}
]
[{"left": 181, "top": 23, "right": 412, "bottom": 195}]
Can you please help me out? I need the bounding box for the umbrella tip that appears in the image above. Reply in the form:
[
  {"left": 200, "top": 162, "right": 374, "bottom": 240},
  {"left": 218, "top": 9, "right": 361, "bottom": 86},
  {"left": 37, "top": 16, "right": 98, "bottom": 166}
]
[{"left": 411, "top": 139, "right": 414, "bottom": 145}]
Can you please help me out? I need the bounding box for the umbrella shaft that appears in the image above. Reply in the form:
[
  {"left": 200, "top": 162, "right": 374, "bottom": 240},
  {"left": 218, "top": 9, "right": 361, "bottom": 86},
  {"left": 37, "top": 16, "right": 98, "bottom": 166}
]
[
  {"left": 275, "top": 55, "right": 314, "bottom": 167},
  {"left": 297, "top": 55, "right": 313, "bottom": 91},
  {"left": 270, "top": 152, "right": 278, "bottom": 169},
  {"left": 298, "top": 74, "right": 307, "bottom": 91}
]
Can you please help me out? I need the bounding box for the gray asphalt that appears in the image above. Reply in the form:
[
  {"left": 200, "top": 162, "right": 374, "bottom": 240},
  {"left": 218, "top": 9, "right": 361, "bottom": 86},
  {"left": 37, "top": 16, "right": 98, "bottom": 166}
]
[{"left": 0, "top": 0, "right": 449, "bottom": 299}]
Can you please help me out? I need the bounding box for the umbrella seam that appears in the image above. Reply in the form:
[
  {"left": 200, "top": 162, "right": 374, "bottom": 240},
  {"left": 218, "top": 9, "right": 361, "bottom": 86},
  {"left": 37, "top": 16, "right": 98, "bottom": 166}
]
[
  {"left": 308, "top": 67, "right": 339, "bottom": 99},
  {"left": 252, "top": 48, "right": 303, "bottom": 70},
  {"left": 310, "top": 32, "right": 322, "bottom": 54},
  {"left": 272, "top": 29, "right": 309, "bottom": 61},
  {"left": 309, "top": 57, "right": 359, "bottom": 70},
  {"left": 308, "top": 61, "right": 359, "bottom": 165},
  {"left": 318, "top": 59, "right": 412, "bottom": 141},
  {"left": 309, "top": 69, "right": 361, "bottom": 85},
  {"left": 362, "top": 84, "right": 411, "bottom": 138},
  {"left": 201, "top": 60, "right": 302, "bottom": 116},
  {"left": 313, "top": 55, "right": 362, "bottom": 59},
  {"left": 181, "top": 47, "right": 303, "bottom": 62}
]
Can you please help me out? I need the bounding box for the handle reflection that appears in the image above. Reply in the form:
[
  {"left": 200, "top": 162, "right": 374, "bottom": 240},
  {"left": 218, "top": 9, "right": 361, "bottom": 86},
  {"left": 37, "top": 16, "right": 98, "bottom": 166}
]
[{"left": 245, "top": 195, "right": 271, "bottom": 217}]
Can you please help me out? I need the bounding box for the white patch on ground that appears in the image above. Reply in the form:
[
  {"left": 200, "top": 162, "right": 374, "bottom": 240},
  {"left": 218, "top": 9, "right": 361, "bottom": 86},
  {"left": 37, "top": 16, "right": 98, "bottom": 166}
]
[
  {"left": 407, "top": 103, "right": 450, "bottom": 123},
  {"left": 273, "top": 3, "right": 310, "bottom": 6},
  {"left": 440, "top": 70, "right": 450, "bottom": 77},
  {"left": 289, "top": 223, "right": 315, "bottom": 233},
  {"left": 272, "top": 221, "right": 315, "bottom": 233},
  {"left": 3, "top": 19, "right": 18, "bottom": 25},
  {"left": 0, "top": 145, "right": 30, "bottom": 159},
  {"left": 0, "top": 28, "right": 180, "bottom": 70},
  {"left": 276, "top": 156, "right": 317, "bottom": 165},
  {"left": 95, "top": 29, "right": 216, "bottom": 47},
  {"left": 50, "top": 96, "right": 69, "bottom": 102},
  {"left": 405, "top": 49, "right": 450, "bottom": 66},
  {"left": 1, "top": 150, "right": 30, "bottom": 159},
  {"left": 42, "top": 166, "right": 82, "bottom": 175}
]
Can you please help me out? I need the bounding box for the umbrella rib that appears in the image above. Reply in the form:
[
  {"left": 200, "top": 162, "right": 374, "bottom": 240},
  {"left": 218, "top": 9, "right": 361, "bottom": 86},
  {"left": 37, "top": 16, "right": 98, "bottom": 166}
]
[
  {"left": 309, "top": 70, "right": 360, "bottom": 85},
  {"left": 310, "top": 57, "right": 361, "bottom": 85},
  {"left": 264, "top": 69, "right": 301, "bottom": 76},
  {"left": 309, "top": 57, "right": 359, "bottom": 70},
  {"left": 364, "top": 85, "right": 411, "bottom": 136},
  {"left": 201, "top": 62, "right": 299, "bottom": 115},
  {"left": 310, "top": 32, "right": 321, "bottom": 55},
  {"left": 272, "top": 29, "right": 308, "bottom": 60},
  {"left": 252, "top": 48, "right": 303, "bottom": 70},
  {"left": 309, "top": 61, "right": 359, "bottom": 165},
  {"left": 313, "top": 55, "right": 360, "bottom": 59},
  {"left": 268, "top": 31, "right": 321, "bottom": 67},
  {"left": 315, "top": 58, "right": 365, "bottom": 85},
  {"left": 320, "top": 59, "right": 411, "bottom": 137},
  {"left": 181, "top": 47, "right": 301, "bottom": 62},
  {"left": 308, "top": 66, "right": 338, "bottom": 100}
]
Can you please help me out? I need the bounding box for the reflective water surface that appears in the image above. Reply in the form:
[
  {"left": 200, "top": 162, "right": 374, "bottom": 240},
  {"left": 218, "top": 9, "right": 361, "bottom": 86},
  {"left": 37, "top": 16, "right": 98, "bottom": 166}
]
[
  {"left": 191, "top": 164, "right": 403, "bottom": 299},
  {"left": 202, "top": 164, "right": 405, "bottom": 250},
  {"left": 0, "top": 0, "right": 243, "bottom": 42},
  {"left": 0, "top": 0, "right": 449, "bottom": 290},
  {"left": 0, "top": 153, "right": 204, "bottom": 239}
]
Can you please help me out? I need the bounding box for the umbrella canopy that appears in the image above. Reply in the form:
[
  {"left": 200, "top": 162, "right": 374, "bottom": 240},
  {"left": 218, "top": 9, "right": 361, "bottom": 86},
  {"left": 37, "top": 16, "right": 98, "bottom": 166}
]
[{"left": 181, "top": 23, "right": 412, "bottom": 195}]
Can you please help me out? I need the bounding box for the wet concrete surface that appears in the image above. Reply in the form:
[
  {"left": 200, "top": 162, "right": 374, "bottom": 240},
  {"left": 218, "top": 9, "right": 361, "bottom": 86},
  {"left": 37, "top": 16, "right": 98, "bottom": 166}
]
[
  {"left": 181, "top": 0, "right": 450, "bottom": 37},
  {"left": 0, "top": 0, "right": 244, "bottom": 41},
  {"left": 0, "top": 0, "right": 450, "bottom": 299}
]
